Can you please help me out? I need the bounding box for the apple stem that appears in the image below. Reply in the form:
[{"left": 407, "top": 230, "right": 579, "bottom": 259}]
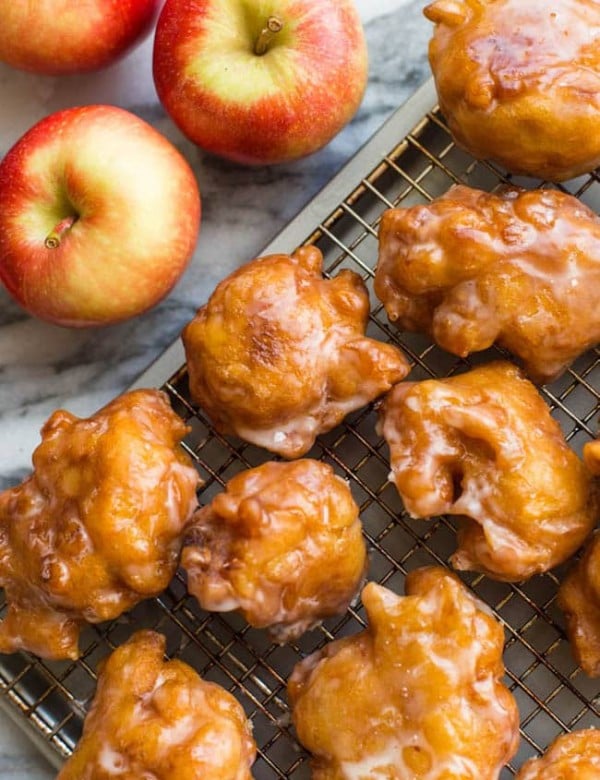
[
  {"left": 45, "top": 215, "right": 78, "bottom": 249},
  {"left": 254, "top": 15, "right": 284, "bottom": 56}
]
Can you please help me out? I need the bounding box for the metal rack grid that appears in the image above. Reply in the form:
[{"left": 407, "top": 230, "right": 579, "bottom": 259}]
[{"left": 1, "top": 78, "right": 599, "bottom": 776}]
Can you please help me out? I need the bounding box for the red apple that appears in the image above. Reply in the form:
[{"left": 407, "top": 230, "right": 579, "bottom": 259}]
[
  {"left": 0, "top": 105, "right": 201, "bottom": 327},
  {"left": 152, "top": 0, "right": 368, "bottom": 165},
  {"left": 0, "top": 0, "right": 160, "bottom": 75}
]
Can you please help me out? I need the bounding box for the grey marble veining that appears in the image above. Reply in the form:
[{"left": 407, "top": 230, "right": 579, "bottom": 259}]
[{"left": 0, "top": 0, "right": 432, "bottom": 775}]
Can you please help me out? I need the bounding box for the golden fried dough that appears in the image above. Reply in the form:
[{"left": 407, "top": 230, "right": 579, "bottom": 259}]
[
  {"left": 182, "top": 459, "right": 367, "bottom": 642},
  {"left": 0, "top": 390, "right": 199, "bottom": 660},
  {"left": 288, "top": 567, "right": 519, "bottom": 779},
  {"left": 182, "top": 246, "right": 410, "bottom": 458},
  {"left": 378, "top": 362, "right": 596, "bottom": 582},
  {"left": 424, "top": 0, "right": 600, "bottom": 181},
  {"left": 58, "top": 631, "right": 256, "bottom": 780},
  {"left": 584, "top": 439, "right": 600, "bottom": 476},
  {"left": 558, "top": 532, "right": 600, "bottom": 676},
  {"left": 375, "top": 185, "right": 600, "bottom": 384},
  {"left": 515, "top": 729, "right": 600, "bottom": 779}
]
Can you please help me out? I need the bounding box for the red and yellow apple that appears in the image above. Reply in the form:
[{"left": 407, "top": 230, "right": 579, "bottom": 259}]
[
  {"left": 0, "top": 0, "right": 160, "bottom": 75},
  {"left": 0, "top": 105, "right": 201, "bottom": 327},
  {"left": 152, "top": 0, "right": 368, "bottom": 165}
]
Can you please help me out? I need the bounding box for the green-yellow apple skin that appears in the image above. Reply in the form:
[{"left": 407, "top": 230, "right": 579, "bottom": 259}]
[
  {"left": 153, "top": 0, "right": 368, "bottom": 165},
  {"left": 0, "top": 0, "right": 160, "bottom": 75},
  {"left": 0, "top": 105, "right": 201, "bottom": 327}
]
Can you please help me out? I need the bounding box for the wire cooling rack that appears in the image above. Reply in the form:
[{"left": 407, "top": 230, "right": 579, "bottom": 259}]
[{"left": 1, "top": 78, "right": 599, "bottom": 777}]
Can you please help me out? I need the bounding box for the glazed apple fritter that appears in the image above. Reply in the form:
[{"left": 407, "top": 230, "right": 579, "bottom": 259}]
[
  {"left": 558, "top": 529, "right": 600, "bottom": 677},
  {"left": 375, "top": 185, "right": 600, "bottom": 384},
  {"left": 584, "top": 438, "right": 600, "bottom": 477},
  {"left": 182, "top": 459, "right": 367, "bottom": 642},
  {"left": 0, "top": 390, "right": 199, "bottom": 660},
  {"left": 424, "top": 0, "right": 600, "bottom": 181},
  {"left": 378, "top": 362, "right": 597, "bottom": 582},
  {"left": 58, "top": 630, "right": 256, "bottom": 780},
  {"left": 558, "top": 427, "right": 600, "bottom": 677},
  {"left": 182, "top": 245, "right": 410, "bottom": 458},
  {"left": 288, "top": 566, "right": 520, "bottom": 780},
  {"left": 515, "top": 729, "right": 600, "bottom": 779}
]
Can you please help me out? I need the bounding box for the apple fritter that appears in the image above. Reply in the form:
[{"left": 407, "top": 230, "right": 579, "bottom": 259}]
[
  {"left": 288, "top": 566, "right": 519, "bottom": 779},
  {"left": 515, "top": 729, "right": 600, "bottom": 779},
  {"left": 424, "top": 0, "right": 600, "bottom": 181},
  {"left": 0, "top": 390, "right": 199, "bottom": 660},
  {"left": 182, "top": 459, "right": 367, "bottom": 642},
  {"left": 378, "top": 362, "right": 597, "bottom": 582},
  {"left": 58, "top": 630, "right": 256, "bottom": 780},
  {"left": 375, "top": 185, "right": 600, "bottom": 384},
  {"left": 182, "top": 246, "right": 410, "bottom": 458},
  {"left": 584, "top": 439, "right": 600, "bottom": 477},
  {"left": 558, "top": 532, "right": 600, "bottom": 677},
  {"left": 571, "top": 444, "right": 600, "bottom": 675}
]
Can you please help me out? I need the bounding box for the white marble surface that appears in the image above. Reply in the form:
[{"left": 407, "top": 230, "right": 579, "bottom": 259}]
[{"left": 0, "top": 0, "right": 432, "bottom": 775}]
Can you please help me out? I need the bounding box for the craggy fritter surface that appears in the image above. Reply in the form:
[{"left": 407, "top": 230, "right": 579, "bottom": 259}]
[
  {"left": 375, "top": 185, "right": 600, "bottom": 384},
  {"left": 182, "top": 246, "right": 410, "bottom": 458},
  {"left": 58, "top": 631, "right": 256, "bottom": 780},
  {"left": 288, "top": 566, "right": 519, "bottom": 779},
  {"left": 378, "top": 362, "right": 596, "bottom": 582},
  {"left": 424, "top": 0, "right": 600, "bottom": 181},
  {"left": 0, "top": 390, "right": 199, "bottom": 660},
  {"left": 182, "top": 459, "right": 367, "bottom": 642},
  {"left": 515, "top": 729, "right": 600, "bottom": 779}
]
